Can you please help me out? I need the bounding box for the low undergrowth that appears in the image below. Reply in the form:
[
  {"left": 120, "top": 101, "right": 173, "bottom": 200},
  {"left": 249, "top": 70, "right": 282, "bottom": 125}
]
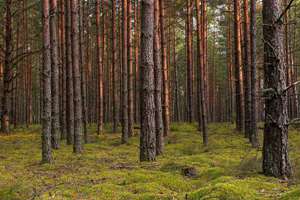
[{"left": 0, "top": 123, "right": 299, "bottom": 200}]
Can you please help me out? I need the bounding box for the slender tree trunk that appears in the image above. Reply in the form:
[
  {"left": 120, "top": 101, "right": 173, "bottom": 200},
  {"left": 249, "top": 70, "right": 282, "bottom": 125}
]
[
  {"left": 262, "top": 0, "right": 292, "bottom": 179},
  {"left": 1, "top": 0, "right": 12, "bottom": 134},
  {"left": 154, "top": 0, "right": 164, "bottom": 155},
  {"left": 71, "top": 0, "right": 83, "bottom": 153},
  {"left": 159, "top": 0, "right": 170, "bottom": 137},
  {"left": 250, "top": 0, "right": 258, "bottom": 147},
  {"left": 42, "top": 0, "right": 52, "bottom": 163},
  {"left": 112, "top": 0, "right": 118, "bottom": 133},
  {"left": 79, "top": 0, "right": 88, "bottom": 143},
  {"left": 186, "top": 0, "right": 193, "bottom": 122},
  {"left": 65, "top": 0, "right": 74, "bottom": 145},
  {"left": 122, "top": 0, "right": 129, "bottom": 143},
  {"left": 234, "top": 0, "right": 244, "bottom": 132},
  {"left": 96, "top": 0, "right": 103, "bottom": 134},
  {"left": 50, "top": 0, "right": 60, "bottom": 149},
  {"left": 196, "top": 0, "right": 208, "bottom": 146},
  {"left": 140, "top": 0, "right": 156, "bottom": 162},
  {"left": 127, "top": 0, "right": 134, "bottom": 137},
  {"left": 243, "top": 0, "right": 251, "bottom": 138}
]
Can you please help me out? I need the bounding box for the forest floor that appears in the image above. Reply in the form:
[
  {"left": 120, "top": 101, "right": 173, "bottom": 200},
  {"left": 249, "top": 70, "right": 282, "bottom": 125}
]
[{"left": 0, "top": 123, "right": 300, "bottom": 200}]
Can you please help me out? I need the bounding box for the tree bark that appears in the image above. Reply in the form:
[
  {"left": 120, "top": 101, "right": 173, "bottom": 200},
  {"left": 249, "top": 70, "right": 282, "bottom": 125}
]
[
  {"left": 127, "top": 0, "right": 134, "bottom": 137},
  {"left": 262, "top": 0, "right": 292, "bottom": 179},
  {"left": 122, "top": 0, "right": 129, "bottom": 143},
  {"left": 140, "top": 0, "right": 156, "bottom": 162},
  {"left": 42, "top": 0, "right": 52, "bottom": 163},
  {"left": 112, "top": 0, "right": 118, "bottom": 133},
  {"left": 233, "top": 0, "right": 245, "bottom": 132},
  {"left": 159, "top": 0, "right": 170, "bottom": 137},
  {"left": 1, "top": 0, "right": 12, "bottom": 134},
  {"left": 154, "top": 0, "right": 164, "bottom": 156},
  {"left": 186, "top": 0, "right": 193, "bottom": 122},
  {"left": 71, "top": 0, "right": 83, "bottom": 153},
  {"left": 50, "top": 0, "right": 60, "bottom": 149},
  {"left": 243, "top": 0, "right": 251, "bottom": 138},
  {"left": 65, "top": 0, "right": 74, "bottom": 145},
  {"left": 196, "top": 0, "right": 208, "bottom": 146},
  {"left": 250, "top": 0, "right": 259, "bottom": 147}
]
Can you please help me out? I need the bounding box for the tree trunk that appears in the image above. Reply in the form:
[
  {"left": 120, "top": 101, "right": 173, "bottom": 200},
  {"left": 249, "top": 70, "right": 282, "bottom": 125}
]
[
  {"left": 159, "top": 0, "right": 170, "bottom": 137},
  {"left": 96, "top": 0, "right": 103, "bottom": 134},
  {"left": 262, "top": 0, "right": 292, "bottom": 179},
  {"left": 233, "top": 0, "right": 244, "bottom": 132},
  {"left": 186, "top": 0, "right": 193, "bottom": 122},
  {"left": 50, "top": 0, "right": 60, "bottom": 149},
  {"left": 243, "top": 0, "right": 251, "bottom": 138},
  {"left": 122, "top": 0, "right": 129, "bottom": 143},
  {"left": 112, "top": 0, "right": 118, "bottom": 133},
  {"left": 196, "top": 0, "right": 208, "bottom": 146},
  {"left": 154, "top": 0, "right": 164, "bottom": 156},
  {"left": 140, "top": 0, "right": 156, "bottom": 162},
  {"left": 42, "top": 0, "right": 52, "bottom": 163},
  {"left": 250, "top": 0, "right": 259, "bottom": 147},
  {"left": 65, "top": 0, "right": 74, "bottom": 145},
  {"left": 1, "top": 0, "right": 12, "bottom": 134},
  {"left": 71, "top": 0, "right": 83, "bottom": 153}
]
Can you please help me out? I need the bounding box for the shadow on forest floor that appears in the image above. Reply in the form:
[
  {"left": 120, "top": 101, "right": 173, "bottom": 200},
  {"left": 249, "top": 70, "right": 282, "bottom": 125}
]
[{"left": 0, "top": 123, "right": 300, "bottom": 199}]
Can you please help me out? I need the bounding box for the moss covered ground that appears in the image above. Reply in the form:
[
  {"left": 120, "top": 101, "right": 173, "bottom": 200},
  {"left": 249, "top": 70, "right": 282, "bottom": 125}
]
[{"left": 0, "top": 123, "right": 299, "bottom": 200}]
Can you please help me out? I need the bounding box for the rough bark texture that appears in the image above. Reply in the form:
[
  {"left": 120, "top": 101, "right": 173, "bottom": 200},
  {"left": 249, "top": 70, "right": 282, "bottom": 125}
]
[
  {"left": 186, "top": 0, "right": 193, "bottom": 123},
  {"left": 159, "top": 0, "right": 170, "bottom": 137},
  {"left": 262, "top": 0, "right": 292, "bottom": 179},
  {"left": 233, "top": 0, "right": 245, "bottom": 132},
  {"left": 196, "top": 0, "right": 208, "bottom": 146},
  {"left": 50, "top": 0, "right": 60, "bottom": 149},
  {"left": 65, "top": 0, "right": 74, "bottom": 145},
  {"left": 127, "top": 0, "right": 134, "bottom": 137},
  {"left": 154, "top": 0, "right": 164, "bottom": 156},
  {"left": 243, "top": 0, "right": 251, "bottom": 138},
  {"left": 112, "top": 0, "right": 118, "bottom": 133},
  {"left": 140, "top": 0, "right": 156, "bottom": 162},
  {"left": 122, "top": 0, "right": 129, "bottom": 143},
  {"left": 71, "top": 0, "right": 83, "bottom": 153},
  {"left": 96, "top": 0, "right": 103, "bottom": 134},
  {"left": 42, "top": 0, "right": 52, "bottom": 163},
  {"left": 250, "top": 0, "right": 259, "bottom": 147},
  {"left": 1, "top": 0, "right": 12, "bottom": 134}
]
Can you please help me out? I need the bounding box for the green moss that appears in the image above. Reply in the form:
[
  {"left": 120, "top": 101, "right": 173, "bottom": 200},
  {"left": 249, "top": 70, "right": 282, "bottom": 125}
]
[
  {"left": 0, "top": 123, "right": 299, "bottom": 199},
  {"left": 280, "top": 188, "right": 300, "bottom": 200},
  {"left": 188, "top": 182, "right": 258, "bottom": 200}
]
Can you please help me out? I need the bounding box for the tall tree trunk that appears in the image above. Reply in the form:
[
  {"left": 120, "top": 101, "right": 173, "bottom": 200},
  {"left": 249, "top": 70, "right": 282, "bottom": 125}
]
[
  {"left": 250, "top": 0, "right": 258, "bottom": 147},
  {"left": 154, "top": 0, "right": 164, "bottom": 155},
  {"left": 233, "top": 0, "right": 244, "bottom": 132},
  {"left": 96, "top": 0, "right": 103, "bottom": 134},
  {"left": 42, "top": 0, "right": 52, "bottom": 163},
  {"left": 50, "top": 0, "right": 60, "bottom": 149},
  {"left": 140, "top": 0, "right": 156, "bottom": 162},
  {"left": 112, "top": 0, "right": 118, "bottom": 133},
  {"left": 243, "top": 0, "right": 251, "bottom": 138},
  {"left": 196, "top": 0, "right": 208, "bottom": 146},
  {"left": 226, "top": 0, "right": 234, "bottom": 123},
  {"left": 65, "top": 0, "right": 74, "bottom": 145},
  {"left": 159, "top": 0, "right": 170, "bottom": 137},
  {"left": 1, "top": 0, "right": 12, "bottom": 134},
  {"left": 122, "top": 0, "right": 129, "bottom": 143},
  {"left": 79, "top": 0, "right": 88, "bottom": 143},
  {"left": 127, "top": 0, "right": 134, "bottom": 137},
  {"left": 186, "top": 0, "right": 193, "bottom": 122},
  {"left": 71, "top": 0, "right": 83, "bottom": 153},
  {"left": 262, "top": 0, "right": 292, "bottom": 179}
]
